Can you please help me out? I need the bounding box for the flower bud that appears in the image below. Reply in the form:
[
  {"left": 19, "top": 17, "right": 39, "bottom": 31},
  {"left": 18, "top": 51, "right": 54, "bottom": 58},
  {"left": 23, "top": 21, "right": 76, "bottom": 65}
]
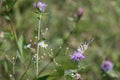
[{"left": 76, "top": 8, "right": 84, "bottom": 20}]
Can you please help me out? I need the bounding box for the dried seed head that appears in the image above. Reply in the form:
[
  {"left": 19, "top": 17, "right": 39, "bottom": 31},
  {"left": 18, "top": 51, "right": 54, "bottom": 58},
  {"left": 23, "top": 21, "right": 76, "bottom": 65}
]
[
  {"left": 0, "top": 31, "right": 4, "bottom": 38},
  {"left": 46, "top": 28, "right": 48, "bottom": 31},
  {"left": 9, "top": 74, "right": 13, "bottom": 78}
]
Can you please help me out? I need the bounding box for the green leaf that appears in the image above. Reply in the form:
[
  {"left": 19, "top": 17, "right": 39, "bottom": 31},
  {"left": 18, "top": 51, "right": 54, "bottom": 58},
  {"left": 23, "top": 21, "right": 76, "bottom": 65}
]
[
  {"left": 3, "top": 61, "right": 8, "bottom": 73},
  {"left": 17, "top": 35, "right": 24, "bottom": 62},
  {"left": 67, "top": 17, "right": 74, "bottom": 22},
  {"left": 33, "top": 75, "right": 50, "bottom": 80},
  {"left": 41, "top": 37, "right": 46, "bottom": 40},
  {"left": 37, "top": 75, "right": 50, "bottom": 80},
  {"left": 4, "top": 16, "right": 10, "bottom": 21}
]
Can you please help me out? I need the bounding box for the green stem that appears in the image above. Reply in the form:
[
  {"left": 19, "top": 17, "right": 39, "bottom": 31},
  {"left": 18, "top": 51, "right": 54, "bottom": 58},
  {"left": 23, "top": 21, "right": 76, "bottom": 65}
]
[
  {"left": 75, "top": 20, "right": 79, "bottom": 34},
  {"left": 13, "top": 63, "right": 15, "bottom": 74},
  {"left": 10, "top": 21, "right": 18, "bottom": 42},
  {"left": 19, "top": 55, "right": 32, "bottom": 80},
  {"left": 38, "top": 48, "right": 61, "bottom": 75},
  {"left": 36, "top": 13, "right": 42, "bottom": 77},
  {"left": 5, "top": 2, "right": 18, "bottom": 42},
  {"left": 6, "top": 0, "right": 22, "bottom": 60},
  {"left": 9, "top": 20, "right": 22, "bottom": 59}
]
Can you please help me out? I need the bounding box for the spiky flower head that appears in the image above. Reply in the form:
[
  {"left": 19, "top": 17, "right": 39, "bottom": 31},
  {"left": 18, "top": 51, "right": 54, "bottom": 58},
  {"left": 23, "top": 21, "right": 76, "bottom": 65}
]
[
  {"left": 70, "top": 51, "right": 85, "bottom": 62},
  {"left": 33, "top": 1, "right": 46, "bottom": 12},
  {"left": 101, "top": 58, "right": 113, "bottom": 71},
  {"left": 70, "top": 38, "right": 94, "bottom": 62}
]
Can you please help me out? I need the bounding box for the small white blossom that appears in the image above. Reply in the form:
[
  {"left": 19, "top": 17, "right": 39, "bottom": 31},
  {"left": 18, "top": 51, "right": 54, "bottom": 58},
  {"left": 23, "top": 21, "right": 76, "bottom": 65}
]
[
  {"left": 38, "top": 41, "right": 48, "bottom": 48},
  {"left": 27, "top": 44, "right": 32, "bottom": 48},
  {"left": 24, "top": 44, "right": 32, "bottom": 49}
]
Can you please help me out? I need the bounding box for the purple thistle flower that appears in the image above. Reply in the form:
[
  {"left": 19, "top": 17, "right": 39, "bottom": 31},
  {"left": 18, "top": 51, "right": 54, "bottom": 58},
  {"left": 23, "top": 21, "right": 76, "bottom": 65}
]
[
  {"left": 101, "top": 59, "right": 113, "bottom": 71},
  {"left": 33, "top": 1, "right": 47, "bottom": 12},
  {"left": 70, "top": 51, "right": 85, "bottom": 62}
]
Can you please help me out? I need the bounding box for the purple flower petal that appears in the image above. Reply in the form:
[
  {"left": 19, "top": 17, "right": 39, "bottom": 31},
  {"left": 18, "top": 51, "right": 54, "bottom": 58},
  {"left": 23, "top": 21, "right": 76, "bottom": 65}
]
[
  {"left": 33, "top": 1, "right": 47, "bottom": 12},
  {"left": 101, "top": 59, "right": 113, "bottom": 71},
  {"left": 70, "top": 51, "right": 85, "bottom": 62},
  {"left": 33, "top": 2, "right": 37, "bottom": 8},
  {"left": 77, "top": 7, "right": 84, "bottom": 20}
]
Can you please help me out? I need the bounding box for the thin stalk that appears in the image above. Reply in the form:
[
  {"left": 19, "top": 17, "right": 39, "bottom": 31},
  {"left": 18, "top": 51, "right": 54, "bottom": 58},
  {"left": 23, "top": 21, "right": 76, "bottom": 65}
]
[
  {"left": 38, "top": 48, "right": 61, "bottom": 76},
  {"left": 10, "top": 21, "right": 18, "bottom": 42},
  {"left": 75, "top": 20, "right": 79, "bottom": 34},
  {"left": 9, "top": 20, "right": 22, "bottom": 59},
  {"left": 6, "top": 0, "right": 18, "bottom": 42},
  {"left": 6, "top": 0, "right": 23, "bottom": 61},
  {"left": 19, "top": 55, "right": 32, "bottom": 80},
  {"left": 13, "top": 63, "right": 15, "bottom": 75},
  {"left": 5, "top": 2, "right": 17, "bottom": 42},
  {"left": 36, "top": 13, "right": 42, "bottom": 77}
]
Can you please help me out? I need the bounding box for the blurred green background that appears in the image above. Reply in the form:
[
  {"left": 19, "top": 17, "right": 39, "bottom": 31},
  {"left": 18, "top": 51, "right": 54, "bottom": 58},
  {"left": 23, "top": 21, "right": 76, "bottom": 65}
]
[{"left": 0, "top": 0, "right": 120, "bottom": 80}]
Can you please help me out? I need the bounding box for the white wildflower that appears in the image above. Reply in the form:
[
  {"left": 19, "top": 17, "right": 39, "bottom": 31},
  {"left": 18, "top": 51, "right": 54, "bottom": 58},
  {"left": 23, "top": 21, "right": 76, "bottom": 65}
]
[{"left": 38, "top": 41, "right": 48, "bottom": 48}]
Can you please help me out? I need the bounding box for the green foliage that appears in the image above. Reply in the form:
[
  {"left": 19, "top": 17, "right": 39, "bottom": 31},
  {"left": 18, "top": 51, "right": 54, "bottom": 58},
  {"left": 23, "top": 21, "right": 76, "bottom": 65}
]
[
  {"left": 17, "top": 35, "right": 24, "bottom": 62},
  {"left": 3, "top": 60, "right": 8, "bottom": 73},
  {"left": 0, "top": 0, "right": 120, "bottom": 80}
]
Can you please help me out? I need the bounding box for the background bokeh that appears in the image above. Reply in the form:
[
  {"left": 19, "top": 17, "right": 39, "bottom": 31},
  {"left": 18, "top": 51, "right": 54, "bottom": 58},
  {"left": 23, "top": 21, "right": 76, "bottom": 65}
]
[{"left": 0, "top": 0, "right": 120, "bottom": 80}]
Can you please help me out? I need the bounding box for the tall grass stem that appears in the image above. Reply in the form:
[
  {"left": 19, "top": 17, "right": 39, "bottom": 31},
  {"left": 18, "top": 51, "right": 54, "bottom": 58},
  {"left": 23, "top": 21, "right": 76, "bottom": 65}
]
[{"left": 36, "top": 13, "right": 42, "bottom": 77}]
